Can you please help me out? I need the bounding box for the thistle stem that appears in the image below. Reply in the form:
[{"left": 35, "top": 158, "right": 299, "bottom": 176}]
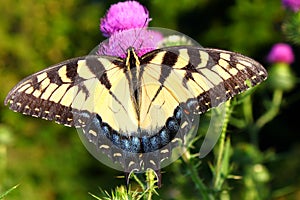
[
  {"left": 182, "top": 152, "right": 211, "bottom": 200},
  {"left": 256, "top": 89, "right": 283, "bottom": 129}
]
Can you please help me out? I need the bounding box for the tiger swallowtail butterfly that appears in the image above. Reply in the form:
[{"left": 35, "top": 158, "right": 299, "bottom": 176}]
[{"left": 4, "top": 40, "right": 267, "bottom": 186}]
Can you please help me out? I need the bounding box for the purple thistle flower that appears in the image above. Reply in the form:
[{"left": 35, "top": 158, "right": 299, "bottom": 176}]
[
  {"left": 267, "top": 43, "right": 294, "bottom": 64},
  {"left": 97, "top": 28, "right": 163, "bottom": 58},
  {"left": 100, "top": 1, "right": 150, "bottom": 37},
  {"left": 282, "top": 0, "right": 300, "bottom": 12}
]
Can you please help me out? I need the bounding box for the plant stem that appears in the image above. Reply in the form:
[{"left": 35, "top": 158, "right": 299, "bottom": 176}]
[
  {"left": 255, "top": 89, "right": 283, "bottom": 129},
  {"left": 145, "top": 170, "right": 154, "bottom": 200},
  {"left": 243, "top": 95, "right": 254, "bottom": 124},
  {"left": 182, "top": 152, "right": 211, "bottom": 200},
  {"left": 213, "top": 101, "right": 231, "bottom": 190}
]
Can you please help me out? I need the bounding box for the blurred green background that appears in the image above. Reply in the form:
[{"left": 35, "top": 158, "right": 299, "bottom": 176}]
[{"left": 0, "top": 0, "right": 300, "bottom": 199}]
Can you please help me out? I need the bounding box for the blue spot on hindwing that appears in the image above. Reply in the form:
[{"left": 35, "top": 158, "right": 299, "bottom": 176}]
[
  {"left": 167, "top": 118, "right": 179, "bottom": 133},
  {"left": 131, "top": 136, "right": 141, "bottom": 152},
  {"left": 111, "top": 133, "right": 121, "bottom": 146},
  {"left": 159, "top": 129, "right": 170, "bottom": 146}
]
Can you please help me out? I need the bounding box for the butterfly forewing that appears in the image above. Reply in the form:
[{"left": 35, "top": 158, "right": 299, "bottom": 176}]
[
  {"left": 4, "top": 55, "right": 125, "bottom": 128},
  {"left": 141, "top": 46, "right": 267, "bottom": 114}
]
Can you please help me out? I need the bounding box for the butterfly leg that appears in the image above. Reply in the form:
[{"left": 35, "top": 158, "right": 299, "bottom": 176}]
[
  {"left": 154, "top": 169, "right": 162, "bottom": 188},
  {"left": 125, "top": 171, "right": 132, "bottom": 189}
]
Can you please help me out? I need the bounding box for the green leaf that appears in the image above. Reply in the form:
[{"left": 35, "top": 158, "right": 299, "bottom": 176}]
[{"left": 0, "top": 184, "right": 19, "bottom": 199}]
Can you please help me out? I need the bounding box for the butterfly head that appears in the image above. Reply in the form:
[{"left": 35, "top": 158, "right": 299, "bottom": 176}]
[{"left": 125, "top": 46, "right": 141, "bottom": 68}]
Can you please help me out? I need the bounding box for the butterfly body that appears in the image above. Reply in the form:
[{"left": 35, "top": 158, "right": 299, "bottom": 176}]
[{"left": 5, "top": 46, "right": 267, "bottom": 183}]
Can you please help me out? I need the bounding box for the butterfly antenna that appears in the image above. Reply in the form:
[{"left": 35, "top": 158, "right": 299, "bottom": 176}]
[
  {"left": 117, "top": 42, "right": 127, "bottom": 58},
  {"left": 131, "top": 17, "right": 150, "bottom": 54}
]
